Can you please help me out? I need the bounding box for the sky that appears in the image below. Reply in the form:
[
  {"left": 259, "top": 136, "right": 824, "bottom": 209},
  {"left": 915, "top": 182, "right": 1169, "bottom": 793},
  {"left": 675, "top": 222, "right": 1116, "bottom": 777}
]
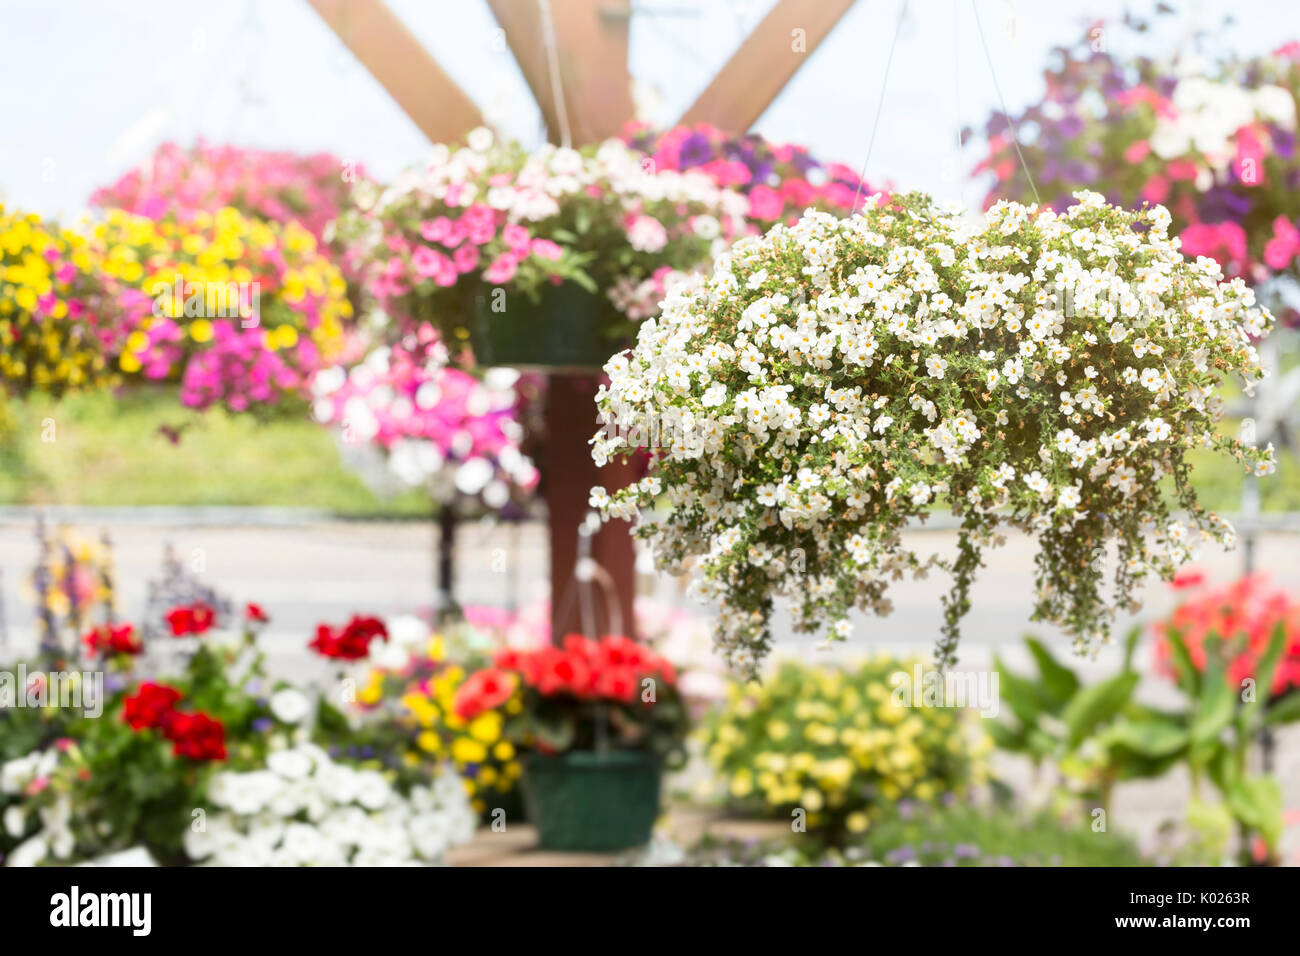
[{"left": 2, "top": 0, "right": 1299, "bottom": 220}]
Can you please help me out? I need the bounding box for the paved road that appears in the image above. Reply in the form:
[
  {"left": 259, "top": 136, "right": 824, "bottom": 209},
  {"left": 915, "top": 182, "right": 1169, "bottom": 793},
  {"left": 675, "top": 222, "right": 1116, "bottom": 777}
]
[{"left": 3, "top": 515, "right": 1298, "bottom": 670}]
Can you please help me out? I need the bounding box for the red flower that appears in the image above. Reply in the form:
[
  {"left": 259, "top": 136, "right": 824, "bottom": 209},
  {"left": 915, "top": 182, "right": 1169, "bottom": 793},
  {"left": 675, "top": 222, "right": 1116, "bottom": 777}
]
[
  {"left": 1171, "top": 568, "right": 1207, "bottom": 591},
  {"left": 309, "top": 614, "right": 389, "bottom": 660},
  {"left": 453, "top": 667, "right": 518, "bottom": 720},
  {"left": 244, "top": 602, "right": 269, "bottom": 623},
  {"left": 82, "top": 623, "right": 142, "bottom": 658},
  {"left": 1154, "top": 574, "right": 1300, "bottom": 698},
  {"left": 122, "top": 682, "right": 183, "bottom": 730},
  {"left": 595, "top": 665, "right": 639, "bottom": 703},
  {"left": 534, "top": 647, "right": 594, "bottom": 697},
  {"left": 482, "top": 634, "right": 677, "bottom": 703},
  {"left": 163, "top": 711, "right": 227, "bottom": 761},
  {"left": 165, "top": 602, "right": 217, "bottom": 636}
]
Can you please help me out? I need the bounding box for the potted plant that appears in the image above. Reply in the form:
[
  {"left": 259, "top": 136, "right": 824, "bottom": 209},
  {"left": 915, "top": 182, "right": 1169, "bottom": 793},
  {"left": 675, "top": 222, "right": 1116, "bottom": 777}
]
[
  {"left": 591, "top": 191, "right": 1277, "bottom": 675},
  {"left": 701, "top": 656, "right": 984, "bottom": 842},
  {"left": 336, "top": 128, "right": 746, "bottom": 370},
  {"left": 81, "top": 206, "right": 353, "bottom": 414},
  {"left": 978, "top": 19, "right": 1300, "bottom": 303},
  {"left": 454, "top": 634, "right": 689, "bottom": 851},
  {"left": 623, "top": 121, "right": 882, "bottom": 228}
]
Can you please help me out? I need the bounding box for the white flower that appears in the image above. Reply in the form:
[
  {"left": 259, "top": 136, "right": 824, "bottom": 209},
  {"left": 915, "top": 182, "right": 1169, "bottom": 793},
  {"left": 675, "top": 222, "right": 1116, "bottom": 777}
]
[
  {"left": 1057, "top": 485, "right": 1081, "bottom": 510},
  {"left": 466, "top": 126, "right": 494, "bottom": 152},
  {"left": 270, "top": 688, "right": 311, "bottom": 725},
  {"left": 588, "top": 192, "right": 1273, "bottom": 673}
]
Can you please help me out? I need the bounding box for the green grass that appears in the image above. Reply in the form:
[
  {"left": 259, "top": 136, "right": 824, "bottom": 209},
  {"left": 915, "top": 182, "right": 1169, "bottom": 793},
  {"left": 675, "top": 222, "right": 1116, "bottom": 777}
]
[{"left": 0, "top": 388, "right": 432, "bottom": 516}]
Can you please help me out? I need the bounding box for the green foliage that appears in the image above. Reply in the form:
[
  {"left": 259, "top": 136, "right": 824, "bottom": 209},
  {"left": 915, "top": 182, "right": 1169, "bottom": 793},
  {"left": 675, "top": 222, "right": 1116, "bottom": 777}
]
[
  {"left": 997, "top": 625, "right": 1294, "bottom": 863},
  {"left": 681, "top": 802, "right": 1147, "bottom": 867},
  {"left": 0, "top": 629, "right": 298, "bottom": 865}
]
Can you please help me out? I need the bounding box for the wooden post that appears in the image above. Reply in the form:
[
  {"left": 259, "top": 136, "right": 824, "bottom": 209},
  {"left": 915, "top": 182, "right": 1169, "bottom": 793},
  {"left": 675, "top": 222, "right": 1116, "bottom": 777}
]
[{"left": 545, "top": 374, "right": 637, "bottom": 642}]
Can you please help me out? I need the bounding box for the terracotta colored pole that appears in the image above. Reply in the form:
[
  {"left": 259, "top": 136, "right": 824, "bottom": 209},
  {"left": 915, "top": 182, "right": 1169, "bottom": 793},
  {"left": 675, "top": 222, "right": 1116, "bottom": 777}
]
[{"left": 545, "top": 373, "right": 637, "bottom": 643}]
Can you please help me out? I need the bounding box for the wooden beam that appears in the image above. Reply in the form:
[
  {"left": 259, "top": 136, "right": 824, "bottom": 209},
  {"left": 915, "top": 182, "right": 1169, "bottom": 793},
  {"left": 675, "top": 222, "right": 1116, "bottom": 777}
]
[
  {"left": 487, "top": 0, "right": 634, "bottom": 145},
  {"left": 307, "top": 0, "right": 483, "bottom": 144},
  {"left": 679, "top": 0, "right": 857, "bottom": 131}
]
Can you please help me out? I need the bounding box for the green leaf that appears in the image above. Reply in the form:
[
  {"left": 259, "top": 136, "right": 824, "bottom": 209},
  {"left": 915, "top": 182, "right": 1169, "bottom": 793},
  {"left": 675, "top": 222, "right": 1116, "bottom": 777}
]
[
  {"left": 985, "top": 719, "right": 1026, "bottom": 754},
  {"left": 1264, "top": 690, "right": 1300, "bottom": 727},
  {"left": 530, "top": 713, "right": 576, "bottom": 753},
  {"left": 1240, "top": 623, "right": 1286, "bottom": 736},
  {"left": 993, "top": 654, "right": 1049, "bottom": 727},
  {"left": 1224, "top": 776, "right": 1283, "bottom": 851},
  {"left": 1190, "top": 642, "right": 1234, "bottom": 750},
  {"left": 1121, "top": 625, "right": 1141, "bottom": 673},
  {"left": 1101, "top": 718, "right": 1188, "bottom": 757},
  {"left": 1025, "top": 637, "right": 1079, "bottom": 707},
  {"left": 1061, "top": 672, "right": 1139, "bottom": 749},
  {"left": 1162, "top": 628, "right": 1201, "bottom": 696}
]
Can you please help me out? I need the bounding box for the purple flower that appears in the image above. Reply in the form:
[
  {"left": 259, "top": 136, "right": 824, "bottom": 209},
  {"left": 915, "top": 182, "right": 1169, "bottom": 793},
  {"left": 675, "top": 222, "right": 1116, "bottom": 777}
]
[
  {"left": 886, "top": 846, "right": 917, "bottom": 864},
  {"left": 1057, "top": 114, "right": 1084, "bottom": 138},
  {"left": 677, "top": 133, "right": 714, "bottom": 169},
  {"left": 1271, "top": 126, "right": 1295, "bottom": 159}
]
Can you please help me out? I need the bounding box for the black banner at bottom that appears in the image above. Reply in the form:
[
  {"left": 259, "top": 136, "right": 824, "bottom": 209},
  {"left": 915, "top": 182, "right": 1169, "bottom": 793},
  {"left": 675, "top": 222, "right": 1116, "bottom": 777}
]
[{"left": 0, "top": 864, "right": 1283, "bottom": 942}]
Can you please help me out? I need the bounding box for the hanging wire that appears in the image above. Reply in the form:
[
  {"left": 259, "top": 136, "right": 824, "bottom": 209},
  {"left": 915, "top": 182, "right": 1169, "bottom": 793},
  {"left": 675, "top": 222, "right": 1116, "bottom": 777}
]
[
  {"left": 537, "top": 0, "right": 574, "bottom": 147},
  {"left": 952, "top": 0, "right": 964, "bottom": 206},
  {"left": 852, "top": 0, "right": 909, "bottom": 212},
  {"left": 971, "top": 0, "right": 1040, "bottom": 204}
]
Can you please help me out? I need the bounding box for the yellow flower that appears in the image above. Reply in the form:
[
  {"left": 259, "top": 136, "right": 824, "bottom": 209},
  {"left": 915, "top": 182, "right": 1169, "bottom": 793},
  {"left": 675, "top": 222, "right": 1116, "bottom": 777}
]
[
  {"left": 846, "top": 812, "right": 870, "bottom": 833},
  {"left": 416, "top": 730, "right": 442, "bottom": 754},
  {"left": 729, "top": 773, "right": 753, "bottom": 799},
  {"left": 452, "top": 737, "right": 488, "bottom": 764},
  {"left": 492, "top": 740, "right": 515, "bottom": 761},
  {"left": 271, "top": 324, "right": 299, "bottom": 350},
  {"left": 467, "top": 711, "right": 502, "bottom": 745},
  {"left": 118, "top": 352, "right": 142, "bottom": 373},
  {"left": 189, "top": 319, "right": 214, "bottom": 343}
]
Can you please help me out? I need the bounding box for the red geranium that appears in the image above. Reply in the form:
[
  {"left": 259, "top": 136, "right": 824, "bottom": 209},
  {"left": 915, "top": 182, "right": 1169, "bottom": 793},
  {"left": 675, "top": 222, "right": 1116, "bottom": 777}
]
[
  {"left": 122, "top": 682, "right": 183, "bottom": 730},
  {"left": 1154, "top": 574, "right": 1300, "bottom": 698},
  {"left": 165, "top": 602, "right": 217, "bottom": 636},
  {"left": 244, "top": 603, "right": 269, "bottom": 623},
  {"left": 163, "top": 710, "right": 227, "bottom": 761},
  {"left": 309, "top": 614, "right": 389, "bottom": 660},
  {"left": 481, "top": 634, "right": 675, "bottom": 702},
  {"left": 82, "top": 623, "right": 142, "bottom": 658},
  {"left": 453, "top": 667, "right": 518, "bottom": 720}
]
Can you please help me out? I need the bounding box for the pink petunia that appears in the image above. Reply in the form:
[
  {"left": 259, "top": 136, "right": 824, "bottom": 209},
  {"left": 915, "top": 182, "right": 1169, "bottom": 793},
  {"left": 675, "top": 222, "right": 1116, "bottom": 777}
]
[
  {"left": 1263, "top": 216, "right": 1300, "bottom": 271},
  {"left": 529, "top": 238, "right": 563, "bottom": 261},
  {"left": 1123, "top": 140, "right": 1151, "bottom": 163},
  {"left": 502, "top": 224, "right": 531, "bottom": 252},
  {"left": 483, "top": 254, "right": 518, "bottom": 285},
  {"left": 746, "top": 185, "right": 784, "bottom": 221}
]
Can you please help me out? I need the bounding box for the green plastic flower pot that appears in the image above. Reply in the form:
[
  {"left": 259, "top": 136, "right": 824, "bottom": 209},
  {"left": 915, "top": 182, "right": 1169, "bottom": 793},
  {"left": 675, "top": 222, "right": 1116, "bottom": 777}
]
[
  {"left": 469, "top": 281, "right": 622, "bottom": 371},
  {"left": 522, "top": 750, "right": 663, "bottom": 852}
]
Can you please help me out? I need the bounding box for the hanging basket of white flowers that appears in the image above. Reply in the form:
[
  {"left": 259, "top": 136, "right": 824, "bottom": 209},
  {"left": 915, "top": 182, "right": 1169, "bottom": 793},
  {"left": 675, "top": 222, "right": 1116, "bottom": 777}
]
[{"left": 589, "top": 191, "right": 1276, "bottom": 675}]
